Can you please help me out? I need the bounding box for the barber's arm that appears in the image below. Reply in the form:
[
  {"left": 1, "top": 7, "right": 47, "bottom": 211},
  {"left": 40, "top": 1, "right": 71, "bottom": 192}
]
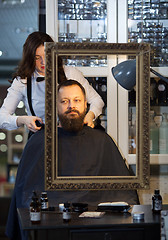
[{"left": 84, "top": 111, "right": 95, "bottom": 128}]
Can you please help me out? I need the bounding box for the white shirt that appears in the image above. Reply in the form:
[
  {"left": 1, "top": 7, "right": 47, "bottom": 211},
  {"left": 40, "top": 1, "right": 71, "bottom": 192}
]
[{"left": 0, "top": 66, "right": 104, "bottom": 130}]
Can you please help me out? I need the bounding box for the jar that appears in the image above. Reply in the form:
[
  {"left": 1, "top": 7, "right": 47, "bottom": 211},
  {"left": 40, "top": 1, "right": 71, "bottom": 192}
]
[
  {"left": 41, "top": 192, "right": 49, "bottom": 211},
  {"left": 63, "top": 202, "right": 71, "bottom": 222},
  {"left": 152, "top": 189, "right": 162, "bottom": 213}
]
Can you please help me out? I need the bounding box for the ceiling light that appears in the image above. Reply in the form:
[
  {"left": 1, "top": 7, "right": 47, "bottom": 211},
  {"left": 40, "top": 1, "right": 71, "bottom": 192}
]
[{"left": 2, "top": 0, "right": 25, "bottom": 4}]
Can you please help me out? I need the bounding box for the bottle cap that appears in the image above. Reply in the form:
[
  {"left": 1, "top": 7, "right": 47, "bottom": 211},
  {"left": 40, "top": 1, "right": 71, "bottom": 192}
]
[
  {"left": 59, "top": 203, "right": 64, "bottom": 212},
  {"left": 155, "top": 189, "right": 160, "bottom": 194},
  {"left": 32, "top": 191, "right": 38, "bottom": 200},
  {"left": 64, "top": 202, "right": 70, "bottom": 208},
  {"left": 41, "top": 192, "right": 47, "bottom": 197},
  {"left": 132, "top": 211, "right": 144, "bottom": 220}
]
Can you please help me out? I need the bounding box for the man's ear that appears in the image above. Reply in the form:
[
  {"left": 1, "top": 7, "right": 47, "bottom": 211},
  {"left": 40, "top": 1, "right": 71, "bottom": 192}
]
[{"left": 84, "top": 100, "right": 87, "bottom": 111}]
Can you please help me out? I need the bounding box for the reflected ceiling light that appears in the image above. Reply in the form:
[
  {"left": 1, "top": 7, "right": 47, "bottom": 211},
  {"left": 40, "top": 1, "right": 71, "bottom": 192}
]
[
  {"left": 0, "top": 132, "right": 6, "bottom": 140},
  {"left": 17, "top": 101, "right": 24, "bottom": 109},
  {"left": 0, "top": 144, "right": 8, "bottom": 152},
  {"left": 111, "top": 59, "right": 168, "bottom": 91},
  {"left": 2, "top": 0, "right": 25, "bottom": 4},
  {"left": 15, "top": 134, "right": 23, "bottom": 143}
]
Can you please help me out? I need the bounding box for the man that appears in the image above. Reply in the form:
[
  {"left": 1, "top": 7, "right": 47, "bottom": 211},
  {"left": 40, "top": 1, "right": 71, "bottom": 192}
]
[
  {"left": 57, "top": 80, "right": 132, "bottom": 177},
  {"left": 6, "top": 80, "right": 139, "bottom": 240}
]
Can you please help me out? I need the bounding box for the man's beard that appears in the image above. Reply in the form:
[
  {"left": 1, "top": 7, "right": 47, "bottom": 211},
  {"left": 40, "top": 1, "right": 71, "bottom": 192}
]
[{"left": 58, "top": 109, "right": 86, "bottom": 132}]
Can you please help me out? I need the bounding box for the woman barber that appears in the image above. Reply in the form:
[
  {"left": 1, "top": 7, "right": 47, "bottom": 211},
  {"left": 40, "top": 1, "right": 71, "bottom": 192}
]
[{"left": 0, "top": 31, "right": 104, "bottom": 133}]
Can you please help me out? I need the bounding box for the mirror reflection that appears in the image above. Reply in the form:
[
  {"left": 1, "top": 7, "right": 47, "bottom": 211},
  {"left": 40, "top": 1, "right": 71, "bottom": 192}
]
[{"left": 45, "top": 42, "right": 150, "bottom": 190}]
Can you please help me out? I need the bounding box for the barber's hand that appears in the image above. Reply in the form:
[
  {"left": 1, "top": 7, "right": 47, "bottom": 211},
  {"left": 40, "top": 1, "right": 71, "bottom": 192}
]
[
  {"left": 17, "top": 116, "right": 43, "bottom": 132},
  {"left": 84, "top": 111, "right": 95, "bottom": 128}
]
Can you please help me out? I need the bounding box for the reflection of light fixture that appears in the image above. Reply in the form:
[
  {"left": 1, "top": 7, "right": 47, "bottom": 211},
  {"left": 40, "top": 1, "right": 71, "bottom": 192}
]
[
  {"left": 2, "top": 0, "right": 25, "bottom": 4},
  {"left": 0, "top": 132, "right": 6, "bottom": 140},
  {"left": 15, "top": 134, "right": 23, "bottom": 143},
  {"left": 0, "top": 144, "right": 8, "bottom": 152},
  {"left": 0, "top": 50, "right": 7, "bottom": 57},
  {"left": 111, "top": 59, "right": 168, "bottom": 91},
  {"left": 17, "top": 101, "right": 24, "bottom": 109}
]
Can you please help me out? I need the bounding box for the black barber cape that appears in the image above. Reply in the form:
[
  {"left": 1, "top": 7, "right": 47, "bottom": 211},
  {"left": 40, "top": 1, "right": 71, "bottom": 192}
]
[
  {"left": 6, "top": 126, "right": 139, "bottom": 240},
  {"left": 58, "top": 126, "right": 130, "bottom": 176}
]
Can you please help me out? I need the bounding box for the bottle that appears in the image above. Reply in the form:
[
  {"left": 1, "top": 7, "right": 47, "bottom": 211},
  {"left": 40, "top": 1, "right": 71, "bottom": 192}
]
[
  {"left": 152, "top": 189, "right": 162, "bottom": 213},
  {"left": 149, "top": 111, "right": 159, "bottom": 154},
  {"left": 63, "top": 202, "right": 71, "bottom": 223},
  {"left": 30, "top": 191, "right": 37, "bottom": 212},
  {"left": 30, "top": 191, "right": 41, "bottom": 224},
  {"left": 159, "top": 113, "right": 168, "bottom": 154},
  {"left": 40, "top": 192, "right": 49, "bottom": 211}
]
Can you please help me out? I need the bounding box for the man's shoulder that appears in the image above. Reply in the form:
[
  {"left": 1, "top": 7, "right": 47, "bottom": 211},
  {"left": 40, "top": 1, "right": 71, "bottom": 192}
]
[
  {"left": 84, "top": 126, "right": 116, "bottom": 144},
  {"left": 84, "top": 126, "right": 109, "bottom": 138}
]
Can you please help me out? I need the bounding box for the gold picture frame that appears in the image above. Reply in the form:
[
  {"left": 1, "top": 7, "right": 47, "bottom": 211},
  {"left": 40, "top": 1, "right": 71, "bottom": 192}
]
[{"left": 45, "top": 42, "right": 150, "bottom": 191}]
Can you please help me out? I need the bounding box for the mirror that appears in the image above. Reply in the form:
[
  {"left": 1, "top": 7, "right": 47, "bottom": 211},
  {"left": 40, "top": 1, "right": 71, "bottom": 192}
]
[{"left": 45, "top": 42, "right": 150, "bottom": 190}]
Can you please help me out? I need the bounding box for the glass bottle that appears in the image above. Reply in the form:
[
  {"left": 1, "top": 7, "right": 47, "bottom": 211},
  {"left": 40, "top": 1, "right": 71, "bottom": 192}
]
[
  {"left": 30, "top": 191, "right": 37, "bottom": 212},
  {"left": 152, "top": 189, "right": 162, "bottom": 213},
  {"left": 159, "top": 113, "right": 168, "bottom": 154},
  {"left": 30, "top": 191, "right": 41, "bottom": 224},
  {"left": 150, "top": 111, "right": 159, "bottom": 154},
  {"left": 40, "top": 192, "right": 49, "bottom": 211},
  {"left": 63, "top": 202, "right": 71, "bottom": 223}
]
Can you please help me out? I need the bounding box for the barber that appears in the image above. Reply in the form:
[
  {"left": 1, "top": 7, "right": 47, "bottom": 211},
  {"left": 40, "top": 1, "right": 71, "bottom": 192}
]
[{"left": 0, "top": 31, "right": 104, "bottom": 133}]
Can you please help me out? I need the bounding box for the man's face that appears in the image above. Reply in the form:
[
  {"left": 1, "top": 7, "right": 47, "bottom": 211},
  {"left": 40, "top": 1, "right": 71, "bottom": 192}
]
[{"left": 58, "top": 85, "right": 87, "bottom": 131}]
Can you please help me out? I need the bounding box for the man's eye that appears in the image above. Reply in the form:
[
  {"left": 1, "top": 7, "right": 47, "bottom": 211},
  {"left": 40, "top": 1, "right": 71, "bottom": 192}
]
[
  {"left": 75, "top": 99, "right": 80, "bottom": 102},
  {"left": 61, "top": 100, "right": 68, "bottom": 104}
]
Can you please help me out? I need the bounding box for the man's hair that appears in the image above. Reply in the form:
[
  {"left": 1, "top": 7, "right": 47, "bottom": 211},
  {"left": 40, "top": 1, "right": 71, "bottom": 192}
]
[{"left": 58, "top": 79, "right": 86, "bottom": 99}]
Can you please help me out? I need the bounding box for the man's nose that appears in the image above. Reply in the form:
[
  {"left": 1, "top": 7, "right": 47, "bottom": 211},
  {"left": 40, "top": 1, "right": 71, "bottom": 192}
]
[{"left": 68, "top": 100, "right": 75, "bottom": 109}]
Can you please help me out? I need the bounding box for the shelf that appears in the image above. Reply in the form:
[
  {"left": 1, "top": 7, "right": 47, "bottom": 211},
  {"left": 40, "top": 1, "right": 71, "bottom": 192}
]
[
  {"left": 8, "top": 144, "right": 25, "bottom": 149},
  {"left": 128, "top": 154, "right": 168, "bottom": 165}
]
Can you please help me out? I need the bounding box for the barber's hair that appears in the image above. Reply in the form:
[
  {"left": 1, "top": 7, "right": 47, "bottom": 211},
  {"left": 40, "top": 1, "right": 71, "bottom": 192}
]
[
  {"left": 12, "top": 31, "right": 54, "bottom": 79},
  {"left": 58, "top": 79, "right": 86, "bottom": 99},
  {"left": 58, "top": 56, "right": 67, "bottom": 84}
]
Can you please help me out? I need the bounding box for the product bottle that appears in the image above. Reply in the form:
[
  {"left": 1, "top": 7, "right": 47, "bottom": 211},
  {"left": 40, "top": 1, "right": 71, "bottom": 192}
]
[
  {"left": 63, "top": 202, "right": 71, "bottom": 223},
  {"left": 159, "top": 113, "right": 168, "bottom": 154},
  {"left": 30, "top": 191, "right": 37, "bottom": 212},
  {"left": 30, "top": 191, "right": 41, "bottom": 224},
  {"left": 40, "top": 192, "right": 49, "bottom": 211},
  {"left": 150, "top": 111, "right": 159, "bottom": 154},
  {"left": 152, "top": 189, "right": 162, "bottom": 213}
]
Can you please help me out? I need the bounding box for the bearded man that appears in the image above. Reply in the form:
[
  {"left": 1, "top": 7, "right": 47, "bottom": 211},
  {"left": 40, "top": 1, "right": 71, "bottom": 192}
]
[{"left": 57, "top": 80, "right": 132, "bottom": 177}]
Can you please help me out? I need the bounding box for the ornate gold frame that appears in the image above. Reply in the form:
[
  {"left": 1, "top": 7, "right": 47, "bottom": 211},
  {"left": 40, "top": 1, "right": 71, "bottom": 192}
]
[{"left": 45, "top": 42, "right": 150, "bottom": 190}]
